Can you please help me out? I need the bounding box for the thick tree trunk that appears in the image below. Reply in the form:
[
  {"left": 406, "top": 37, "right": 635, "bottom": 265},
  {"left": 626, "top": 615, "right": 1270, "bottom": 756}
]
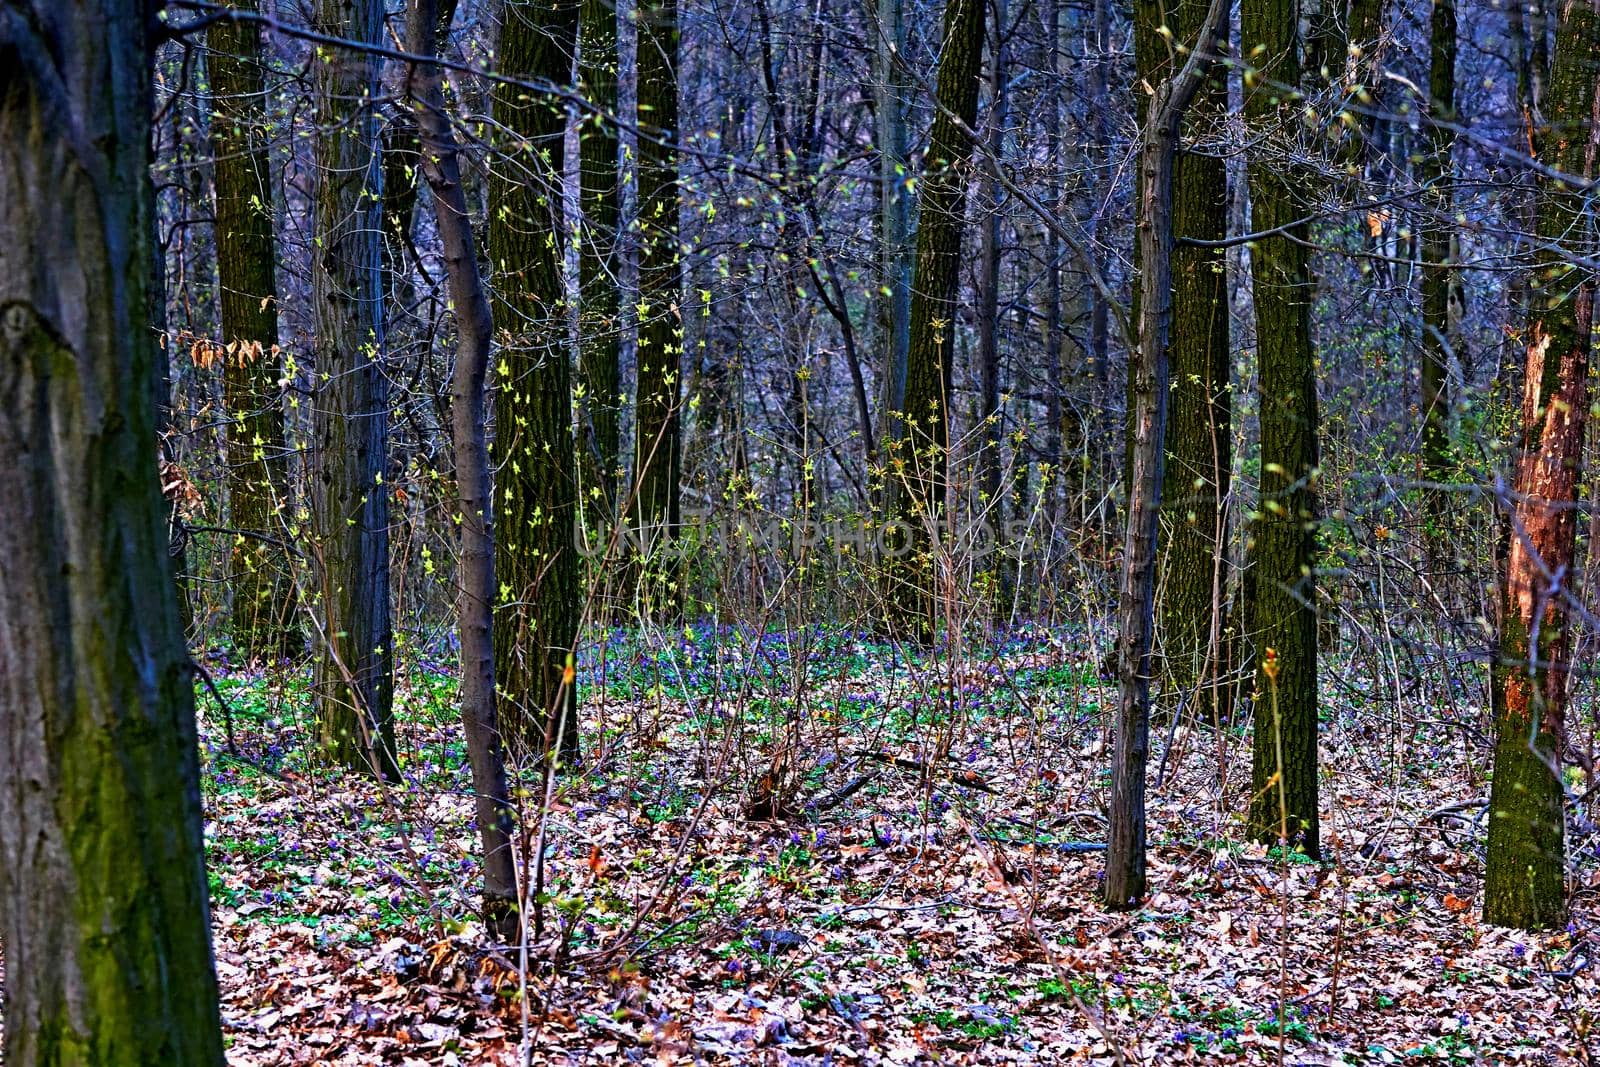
[
  {"left": 0, "top": 3, "right": 226, "bottom": 1062},
  {"left": 491, "top": 0, "right": 582, "bottom": 760},
  {"left": 406, "top": 0, "right": 524, "bottom": 941},
  {"left": 1135, "top": 0, "right": 1233, "bottom": 727},
  {"left": 309, "top": 0, "right": 397, "bottom": 780},
  {"left": 209, "top": 0, "right": 299, "bottom": 659},
  {"left": 1483, "top": 0, "right": 1600, "bottom": 931},
  {"left": 884, "top": 0, "right": 987, "bottom": 641},
  {"left": 1243, "top": 0, "right": 1320, "bottom": 858},
  {"left": 579, "top": 0, "right": 622, "bottom": 510},
  {"left": 632, "top": 0, "right": 684, "bottom": 619},
  {"left": 1105, "top": 0, "right": 1225, "bottom": 910}
]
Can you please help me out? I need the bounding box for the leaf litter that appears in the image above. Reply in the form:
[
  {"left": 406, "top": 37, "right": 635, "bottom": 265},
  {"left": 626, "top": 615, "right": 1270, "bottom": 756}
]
[{"left": 12, "top": 625, "right": 1598, "bottom": 1065}]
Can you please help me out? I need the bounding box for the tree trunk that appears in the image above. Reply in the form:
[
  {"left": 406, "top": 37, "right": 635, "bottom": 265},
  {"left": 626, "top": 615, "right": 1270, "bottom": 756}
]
[
  {"left": 1085, "top": 0, "right": 1113, "bottom": 534},
  {"left": 310, "top": 0, "right": 398, "bottom": 780},
  {"left": 1243, "top": 0, "right": 1320, "bottom": 859},
  {"left": 1419, "top": 0, "right": 1457, "bottom": 521},
  {"left": 579, "top": 0, "right": 623, "bottom": 511},
  {"left": 406, "top": 0, "right": 525, "bottom": 943},
  {"left": 885, "top": 0, "right": 987, "bottom": 642},
  {"left": 491, "top": 0, "right": 582, "bottom": 761},
  {"left": 1483, "top": 0, "right": 1600, "bottom": 931},
  {"left": 632, "top": 0, "right": 684, "bottom": 619},
  {"left": 1105, "top": 0, "right": 1226, "bottom": 910},
  {"left": 0, "top": 3, "right": 226, "bottom": 1062},
  {"left": 1135, "top": 0, "right": 1233, "bottom": 727},
  {"left": 1040, "top": 0, "right": 1064, "bottom": 533},
  {"left": 209, "top": 0, "right": 299, "bottom": 660},
  {"left": 875, "top": 0, "right": 913, "bottom": 462},
  {"left": 975, "top": 0, "right": 1008, "bottom": 516}
]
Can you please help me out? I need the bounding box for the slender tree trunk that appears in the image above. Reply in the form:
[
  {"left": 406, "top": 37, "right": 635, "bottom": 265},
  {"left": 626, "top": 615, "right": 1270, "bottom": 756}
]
[
  {"left": 1135, "top": 0, "right": 1233, "bottom": 727},
  {"left": 1041, "top": 0, "right": 1064, "bottom": 531},
  {"left": 406, "top": 0, "right": 524, "bottom": 942},
  {"left": 579, "top": 0, "right": 623, "bottom": 510},
  {"left": 1086, "top": 0, "right": 1113, "bottom": 533},
  {"left": 1243, "top": 0, "right": 1320, "bottom": 858},
  {"left": 1105, "top": 0, "right": 1226, "bottom": 910},
  {"left": 975, "top": 0, "right": 1008, "bottom": 515},
  {"left": 310, "top": 0, "right": 398, "bottom": 780},
  {"left": 885, "top": 0, "right": 987, "bottom": 642},
  {"left": 1419, "top": 0, "right": 1457, "bottom": 521},
  {"left": 0, "top": 3, "right": 226, "bottom": 1061},
  {"left": 1483, "top": 0, "right": 1600, "bottom": 931},
  {"left": 632, "top": 0, "right": 684, "bottom": 618},
  {"left": 491, "top": 0, "right": 582, "bottom": 760},
  {"left": 209, "top": 0, "right": 299, "bottom": 659},
  {"left": 875, "top": 0, "right": 913, "bottom": 461}
]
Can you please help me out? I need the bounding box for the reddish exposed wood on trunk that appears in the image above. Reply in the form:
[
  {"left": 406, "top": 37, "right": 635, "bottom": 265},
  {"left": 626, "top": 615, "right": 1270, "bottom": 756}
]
[{"left": 1504, "top": 313, "right": 1590, "bottom": 740}]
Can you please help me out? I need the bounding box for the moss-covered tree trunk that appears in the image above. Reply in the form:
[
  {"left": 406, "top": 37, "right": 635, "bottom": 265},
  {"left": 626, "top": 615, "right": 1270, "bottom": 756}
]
[
  {"left": 209, "top": 0, "right": 299, "bottom": 659},
  {"left": 883, "top": 0, "right": 986, "bottom": 642},
  {"left": 579, "top": 0, "right": 622, "bottom": 512},
  {"left": 1134, "top": 0, "right": 1233, "bottom": 727},
  {"left": 491, "top": 0, "right": 581, "bottom": 760},
  {"left": 1483, "top": 0, "right": 1600, "bottom": 931},
  {"left": 310, "top": 0, "right": 398, "bottom": 780},
  {"left": 1243, "top": 0, "right": 1320, "bottom": 858},
  {"left": 632, "top": 0, "right": 684, "bottom": 618},
  {"left": 0, "top": 3, "right": 226, "bottom": 1061}
]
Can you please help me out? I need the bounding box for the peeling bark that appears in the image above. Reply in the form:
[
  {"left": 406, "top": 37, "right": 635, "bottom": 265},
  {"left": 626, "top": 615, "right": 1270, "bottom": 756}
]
[{"left": 1484, "top": 0, "right": 1600, "bottom": 930}]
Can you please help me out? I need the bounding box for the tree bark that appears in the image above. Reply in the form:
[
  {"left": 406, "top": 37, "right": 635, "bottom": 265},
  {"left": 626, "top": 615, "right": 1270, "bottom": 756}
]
[
  {"left": 310, "top": 0, "right": 398, "bottom": 780},
  {"left": 1105, "top": 0, "right": 1226, "bottom": 910},
  {"left": 1135, "top": 0, "right": 1233, "bottom": 727},
  {"left": 1040, "top": 0, "right": 1064, "bottom": 534},
  {"left": 0, "top": 3, "right": 226, "bottom": 1061},
  {"left": 405, "top": 0, "right": 525, "bottom": 944},
  {"left": 975, "top": 0, "right": 1008, "bottom": 518},
  {"left": 875, "top": 0, "right": 913, "bottom": 462},
  {"left": 1483, "top": 0, "right": 1600, "bottom": 931},
  {"left": 632, "top": 0, "right": 684, "bottom": 619},
  {"left": 1243, "top": 0, "right": 1320, "bottom": 858},
  {"left": 1419, "top": 0, "right": 1457, "bottom": 518},
  {"left": 884, "top": 0, "right": 987, "bottom": 642},
  {"left": 491, "top": 0, "right": 582, "bottom": 760},
  {"left": 209, "top": 0, "right": 300, "bottom": 659},
  {"left": 579, "top": 0, "right": 623, "bottom": 510}
]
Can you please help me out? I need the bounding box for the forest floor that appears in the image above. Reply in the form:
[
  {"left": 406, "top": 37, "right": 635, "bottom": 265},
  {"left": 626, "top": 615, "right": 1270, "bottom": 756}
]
[{"left": 8, "top": 624, "right": 1600, "bottom": 1064}]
